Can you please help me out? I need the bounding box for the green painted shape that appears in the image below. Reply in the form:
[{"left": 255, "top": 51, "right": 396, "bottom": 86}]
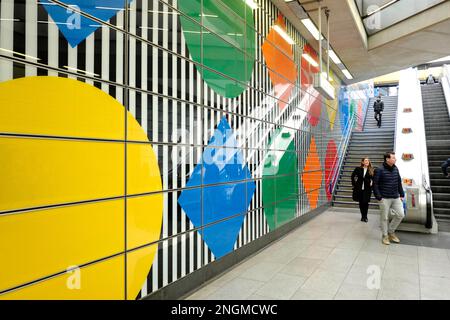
[
  {"left": 349, "top": 99, "right": 357, "bottom": 128},
  {"left": 178, "top": 0, "right": 256, "bottom": 98},
  {"left": 262, "top": 129, "right": 299, "bottom": 231},
  {"left": 350, "top": 99, "right": 356, "bottom": 118}
]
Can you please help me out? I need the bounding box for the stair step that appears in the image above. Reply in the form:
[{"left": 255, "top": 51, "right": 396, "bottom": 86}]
[
  {"left": 428, "top": 131, "right": 450, "bottom": 136},
  {"left": 364, "top": 126, "right": 396, "bottom": 129},
  {"left": 344, "top": 161, "right": 384, "bottom": 166},
  {"left": 426, "top": 136, "right": 450, "bottom": 140},
  {"left": 332, "top": 201, "right": 379, "bottom": 209},
  {"left": 424, "top": 117, "right": 450, "bottom": 123},
  {"left": 430, "top": 173, "right": 450, "bottom": 179},
  {"left": 429, "top": 178, "right": 450, "bottom": 186},
  {"left": 334, "top": 195, "right": 379, "bottom": 202},
  {"left": 424, "top": 111, "right": 449, "bottom": 115},
  {"left": 349, "top": 141, "right": 393, "bottom": 144},
  {"left": 429, "top": 160, "right": 449, "bottom": 165},
  {"left": 336, "top": 187, "right": 354, "bottom": 192},
  {"left": 347, "top": 147, "right": 394, "bottom": 151},
  {"left": 346, "top": 149, "right": 391, "bottom": 153},
  {"left": 365, "top": 122, "right": 396, "bottom": 124},
  {"left": 335, "top": 190, "right": 362, "bottom": 196},
  {"left": 423, "top": 106, "right": 447, "bottom": 109},
  {"left": 429, "top": 167, "right": 448, "bottom": 173},
  {"left": 426, "top": 132, "right": 450, "bottom": 136},
  {"left": 433, "top": 201, "right": 450, "bottom": 208},
  {"left": 424, "top": 114, "right": 449, "bottom": 118},
  {"left": 347, "top": 152, "right": 392, "bottom": 157},
  {"left": 433, "top": 193, "right": 450, "bottom": 201},
  {"left": 431, "top": 186, "right": 450, "bottom": 193},
  {"left": 425, "top": 122, "right": 450, "bottom": 127},
  {"left": 428, "top": 148, "right": 450, "bottom": 155},
  {"left": 427, "top": 141, "right": 450, "bottom": 147},
  {"left": 427, "top": 145, "right": 450, "bottom": 150},
  {"left": 353, "top": 130, "right": 395, "bottom": 133},
  {"left": 422, "top": 98, "right": 446, "bottom": 101},
  {"left": 434, "top": 207, "right": 450, "bottom": 215},
  {"left": 350, "top": 138, "right": 394, "bottom": 141},
  {"left": 426, "top": 150, "right": 450, "bottom": 155},
  {"left": 348, "top": 143, "right": 394, "bottom": 148},
  {"left": 435, "top": 216, "right": 450, "bottom": 221},
  {"left": 428, "top": 155, "right": 450, "bottom": 161},
  {"left": 341, "top": 166, "right": 380, "bottom": 171},
  {"left": 426, "top": 128, "right": 450, "bottom": 132}
]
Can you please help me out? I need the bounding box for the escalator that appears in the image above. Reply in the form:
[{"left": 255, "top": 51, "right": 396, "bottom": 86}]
[{"left": 422, "top": 83, "right": 450, "bottom": 232}]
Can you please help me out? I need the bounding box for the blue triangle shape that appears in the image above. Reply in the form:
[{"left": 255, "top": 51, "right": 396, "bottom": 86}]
[{"left": 41, "top": 0, "right": 131, "bottom": 47}]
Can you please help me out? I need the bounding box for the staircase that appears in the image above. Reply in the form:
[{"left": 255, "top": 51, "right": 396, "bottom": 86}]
[
  {"left": 421, "top": 83, "right": 450, "bottom": 232},
  {"left": 333, "top": 95, "right": 398, "bottom": 210}
]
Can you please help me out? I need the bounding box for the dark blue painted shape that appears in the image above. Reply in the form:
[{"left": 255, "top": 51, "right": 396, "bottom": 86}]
[{"left": 178, "top": 117, "right": 256, "bottom": 259}]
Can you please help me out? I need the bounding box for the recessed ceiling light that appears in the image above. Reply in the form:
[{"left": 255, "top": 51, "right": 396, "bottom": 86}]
[
  {"left": 342, "top": 69, "right": 353, "bottom": 80},
  {"left": 301, "top": 18, "right": 323, "bottom": 41},
  {"left": 328, "top": 49, "right": 342, "bottom": 65}
]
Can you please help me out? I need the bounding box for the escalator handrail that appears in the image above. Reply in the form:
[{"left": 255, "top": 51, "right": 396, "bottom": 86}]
[{"left": 422, "top": 173, "right": 434, "bottom": 229}]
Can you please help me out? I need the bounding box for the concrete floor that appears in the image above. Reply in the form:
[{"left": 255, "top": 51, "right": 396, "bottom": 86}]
[{"left": 185, "top": 208, "right": 450, "bottom": 300}]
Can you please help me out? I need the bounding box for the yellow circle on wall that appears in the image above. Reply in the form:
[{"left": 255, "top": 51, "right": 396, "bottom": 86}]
[{"left": 0, "top": 77, "right": 162, "bottom": 300}]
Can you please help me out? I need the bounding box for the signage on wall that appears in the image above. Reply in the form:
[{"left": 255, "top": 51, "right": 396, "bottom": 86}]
[
  {"left": 402, "top": 153, "right": 414, "bottom": 160},
  {"left": 403, "top": 108, "right": 413, "bottom": 113},
  {"left": 402, "top": 128, "right": 412, "bottom": 133},
  {"left": 402, "top": 178, "right": 413, "bottom": 186},
  {"left": 407, "top": 188, "right": 418, "bottom": 209}
]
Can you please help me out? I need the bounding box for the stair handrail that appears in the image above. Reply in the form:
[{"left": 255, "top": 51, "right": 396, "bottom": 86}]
[
  {"left": 327, "top": 116, "right": 354, "bottom": 199},
  {"left": 442, "top": 64, "right": 450, "bottom": 118},
  {"left": 393, "top": 94, "right": 399, "bottom": 151},
  {"left": 361, "top": 96, "right": 372, "bottom": 130},
  {"left": 416, "top": 75, "right": 432, "bottom": 192},
  {"left": 328, "top": 110, "right": 363, "bottom": 200},
  {"left": 419, "top": 77, "right": 434, "bottom": 229}
]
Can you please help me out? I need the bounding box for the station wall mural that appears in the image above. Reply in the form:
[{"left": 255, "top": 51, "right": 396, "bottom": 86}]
[{"left": 0, "top": 0, "right": 369, "bottom": 299}]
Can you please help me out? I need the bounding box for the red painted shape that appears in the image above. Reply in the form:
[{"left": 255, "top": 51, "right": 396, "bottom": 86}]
[
  {"left": 325, "top": 139, "right": 338, "bottom": 201},
  {"left": 301, "top": 43, "right": 321, "bottom": 127}
]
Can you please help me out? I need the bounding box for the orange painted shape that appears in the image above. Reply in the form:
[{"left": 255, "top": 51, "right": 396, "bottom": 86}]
[
  {"left": 301, "top": 138, "right": 323, "bottom": 209},
  {"left": 262, "top": 14, "right": 297, "bottom": 110},
  {"left": 357, "top": 100, "right": 363, "bottom": 130}
]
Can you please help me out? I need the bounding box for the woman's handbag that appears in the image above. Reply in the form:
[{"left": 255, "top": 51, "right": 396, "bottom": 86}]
[
  {"left": 352, "top": 187, "right": 359, "bottom": 201},
  {"left": 351, "top": 173, "right": 359, "bottom": 201}
]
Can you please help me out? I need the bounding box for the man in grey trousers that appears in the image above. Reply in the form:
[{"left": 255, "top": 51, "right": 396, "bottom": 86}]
[{"left": 373, "top": 152, "right": 405, "bottom": 245}]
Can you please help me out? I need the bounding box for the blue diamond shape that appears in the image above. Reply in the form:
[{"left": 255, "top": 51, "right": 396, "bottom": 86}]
[
  {"left": 178, "top": 117, "right": 255, "bottom": 259},
  {"left": 41, "top": 0, "right": 131, "bottom": 48}
]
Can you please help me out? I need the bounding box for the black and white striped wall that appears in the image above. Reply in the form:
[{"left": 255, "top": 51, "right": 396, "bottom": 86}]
[{"left": 0, "top": 0, "right": 344, "bottom": 299}]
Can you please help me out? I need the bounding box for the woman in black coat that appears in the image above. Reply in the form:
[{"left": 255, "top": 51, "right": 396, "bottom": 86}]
[{"left": 351, "top": 158, "right": 374, "bottom": 222}]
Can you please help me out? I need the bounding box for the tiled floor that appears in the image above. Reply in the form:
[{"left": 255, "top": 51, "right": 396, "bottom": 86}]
[{"left": 185, "top": 208, "right": 450, "bottom": 300}]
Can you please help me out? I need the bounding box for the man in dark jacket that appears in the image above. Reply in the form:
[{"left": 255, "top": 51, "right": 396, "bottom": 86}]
[
  {"left": 373, "top": 95, "right": 384, "bottom": 128},
  {"left": 373, "top": 152, "right": 405, "bottom": 245},
  {"left": 442, "top": 158, "right": 450, "bottom": 178}
]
